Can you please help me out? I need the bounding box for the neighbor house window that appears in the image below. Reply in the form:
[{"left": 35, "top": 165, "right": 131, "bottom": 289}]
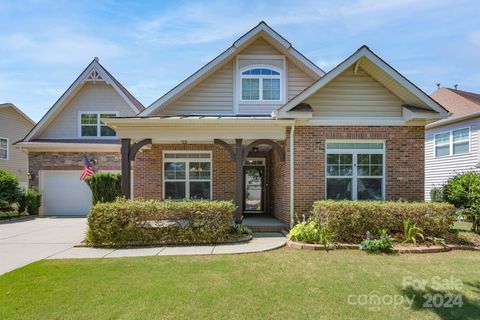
[
  {"left": 326, "top": 142, "right": 385, "bottom": 201},
  {"left": 0, "top": 138, "right": 8, "bottom": 160},
  {"left": 434, "top": 128, "right": 470, "bottom": 157},
  {"left": 241, "top": 67, "right": 281, "bottom": 101},
  {"left": 79, "top": 112, "right": 118, "bottom": 137},
  {"left": 163, "top": 152, "right": 212, "bottom": 200}
]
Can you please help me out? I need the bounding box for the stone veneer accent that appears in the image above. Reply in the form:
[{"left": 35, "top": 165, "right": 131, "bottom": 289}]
[{"left": 28, "top": 152, "right": 121, "bottom": 189}]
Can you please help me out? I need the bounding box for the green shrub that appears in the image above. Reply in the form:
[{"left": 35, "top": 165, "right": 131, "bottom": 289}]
[
  {"left": 430, "top": 187, "right": 444, "bottom": 202},
  {"left": 85, "top": 172, "right": 122, "bottom": 204},
  {"left": 0, "top": 169, "right": 22, "bottom": 212},
  {"left": 311, "top": 200, "right": 455, "bottom": 243},
  {"left": 360, "top": 229, "right": 394, "bottom": 253},
  {"left": 18, "top": 189, "right": 41, "bottom": 215},
  {"left": 443, "top": 171, "right": 480, "bottom": 232},
  {"left": 86, "top": 198, "right": 235, "bottom": 247},
  {"left": 288, "top": 218, "right": 331, "bottom": 247}
]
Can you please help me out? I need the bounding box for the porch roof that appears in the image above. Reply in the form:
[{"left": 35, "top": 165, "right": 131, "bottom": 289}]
[{"left": 102, "top": 116, "right": 294, "bottom": 143}]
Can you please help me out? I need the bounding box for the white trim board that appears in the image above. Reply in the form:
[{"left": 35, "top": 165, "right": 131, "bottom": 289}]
[
  {"left": 274, "top": 46, "right": 449, "bottom": 120},
  {"left": 140, "top": 21, "right": 324, "bottom": 116}
]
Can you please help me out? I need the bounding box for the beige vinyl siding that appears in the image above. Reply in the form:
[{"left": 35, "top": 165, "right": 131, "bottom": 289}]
[
  {"left": 239, "top": 38, "right": 282, "bottom": 55},
  {"left": 39, "top": 83, "right": 136, "bottom": 139},
  {"left": 160, "top": 61, "right": 234, "bottom": 115},
  {"left": 0, "top": 108, "right": 34, "bottom": 184},
  {"left": 305, "top": 66, "right": 404, "bottom": 118},
  {"left": 288, "top": 60, "right": 315, "bottom": 100},
  {"left": 425, "top": 118, "right": 480, "bottom": 201}
]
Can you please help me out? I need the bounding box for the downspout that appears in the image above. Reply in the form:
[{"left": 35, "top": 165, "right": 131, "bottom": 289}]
[{"left": 289, "top": 123, "right": 295, "bottom": 229}]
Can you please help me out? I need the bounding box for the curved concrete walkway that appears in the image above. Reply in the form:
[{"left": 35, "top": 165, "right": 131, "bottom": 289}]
[{"left": 47, "top": 232, "right": 286, "bottom": 259}]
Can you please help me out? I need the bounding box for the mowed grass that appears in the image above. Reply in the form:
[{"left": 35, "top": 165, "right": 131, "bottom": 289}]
[{"left": 0, "top": 249, "right": 479, "bottom": 320}]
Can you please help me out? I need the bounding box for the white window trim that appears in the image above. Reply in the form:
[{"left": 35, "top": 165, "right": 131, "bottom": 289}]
[
  {"left": 0, "top": 137, "right": 8, "bottom": 161},
  {"left": 162, "top": 151, "right": 213, "bottom": 200},
  {"left": 434, "top": 127, "right": 471, "bottom": 158},
  {"left": 78, "top": 111, "right": 119, "bottom": 138},
  {"left": 234, "top": 55, "right": 287, "bottom": 113},
  {"left": 325, "top": 140, "right": 386, "bottom": 201}
]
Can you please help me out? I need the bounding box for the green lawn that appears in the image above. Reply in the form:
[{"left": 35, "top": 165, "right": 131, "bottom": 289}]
[{"left": 0, "top": 249, "right": 479, "bottom": 320}]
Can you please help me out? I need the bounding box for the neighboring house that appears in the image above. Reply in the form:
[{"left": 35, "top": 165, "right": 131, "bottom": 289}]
[
  {"left": 16, "top": 58, "right": 144, "bottom": 215},
  {"left": 17, "top": 22, "right": 448, "bottom": 223},
  {"left": 0, "top": 103, "right": 35, "bottom": 187},
  {"left": 99, "top": 22, "right": 448, "bottom": 228},
  {"left": 425, "top": 88, "right": 480, "bottom": 200}
]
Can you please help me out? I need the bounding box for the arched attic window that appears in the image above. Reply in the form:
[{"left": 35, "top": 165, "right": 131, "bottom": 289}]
[{"left": 240, "top": 66, "right": 281, "bottom": 101}]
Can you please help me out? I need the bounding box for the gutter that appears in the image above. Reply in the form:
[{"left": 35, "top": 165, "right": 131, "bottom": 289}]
[{"left": 289, "top": 123, "right": 295, "bottom": 229}]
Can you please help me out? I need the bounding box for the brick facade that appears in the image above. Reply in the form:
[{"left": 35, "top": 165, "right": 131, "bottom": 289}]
[
  {"left": 290, "top": 126, "right": 425, "bottom": 217},
  {"left": 28, "top": 152, "right": 121, "bottom": 189},
  {"left": 132, "top": 144, "right": 235, "bottom": 201}
]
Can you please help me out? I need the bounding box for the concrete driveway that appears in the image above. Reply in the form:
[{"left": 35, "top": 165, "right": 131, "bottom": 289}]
[{"left": 0, "top": 217, "right": 86, "bottom": 275}]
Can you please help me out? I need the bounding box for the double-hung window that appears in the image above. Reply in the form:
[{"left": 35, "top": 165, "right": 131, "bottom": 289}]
[
  {"left": 0, "top": 138, "right": 8, "bottom": 160},
  {"left": 326, "top": 142, "right": 385, "bottom": 200},
  {"left": 79, "top": 112, "right": 118, "bottom": 137},
  {"left": 434, "top": 128, "right": 470, "bottom": 157},
  {"left": 241, "top": 67, "right": 281, "bottom": 101},
  {"left": 163, "top": 152, "right": 212, "bottom": 200}
]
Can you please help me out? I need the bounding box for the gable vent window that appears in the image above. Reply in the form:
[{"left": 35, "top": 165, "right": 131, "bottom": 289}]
[
  {"left": 79, "top": 112, "right": 118, "bottom": 138},
  {"left": 241, "top": 67, "right": 281, "bottom": 101}
]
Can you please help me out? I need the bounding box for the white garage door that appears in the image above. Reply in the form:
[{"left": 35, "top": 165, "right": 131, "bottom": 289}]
[{"left": 41, "top": 171, "right": 93, "bottom": 216}]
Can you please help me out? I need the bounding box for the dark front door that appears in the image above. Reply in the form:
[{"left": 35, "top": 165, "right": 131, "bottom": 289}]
[{"left": 243, "top": 166, "right": 264, "bottom": 213}]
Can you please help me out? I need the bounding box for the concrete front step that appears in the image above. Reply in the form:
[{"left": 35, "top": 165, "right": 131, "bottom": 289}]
[{"left": 243, "top": 216, "right": 288, "bottom": 234}]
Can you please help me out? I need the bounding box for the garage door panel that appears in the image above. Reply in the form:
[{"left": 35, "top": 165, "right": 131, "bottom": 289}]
[{"left": 42, "top": 171, "right": 92, "bottom": 216}]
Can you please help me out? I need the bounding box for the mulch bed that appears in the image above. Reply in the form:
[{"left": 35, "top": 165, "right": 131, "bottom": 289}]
[{"left": 286, "top": 239, "right": 480, "bottom": 253}]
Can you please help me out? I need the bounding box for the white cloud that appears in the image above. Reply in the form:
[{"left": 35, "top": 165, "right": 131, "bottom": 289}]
[{"left": 0, "top": 32, "right": 126, "bottom": 65}]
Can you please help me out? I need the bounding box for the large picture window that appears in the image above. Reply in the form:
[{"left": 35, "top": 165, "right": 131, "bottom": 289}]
[
  {"left": 0, "top": 138, "right": 8, "bottom": 160},
  {"left": 240, "top": 67, "right": 281, "bottom": 101},
  {"left": 434, "top": 128, "right": 470, "bottom": 157},
  {"left": 79, "top": 112, "right": 118, "bottom": 137},
  {"left": 326, "top": 142, "right": 385, "bottom": 201},
  {"left": 163, "top": 152, "right": 212, "bottom": 200}
]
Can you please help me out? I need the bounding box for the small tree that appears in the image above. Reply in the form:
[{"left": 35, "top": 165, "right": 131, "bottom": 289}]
[
  {"left": 443, "top": 171, "right": 480, "bottom": 232},
  {"left": 0, "top": 168, "right": 22, "bottom": 212},
  {"left": 85, "top": 172, "right": 122, "bottom": 204}
]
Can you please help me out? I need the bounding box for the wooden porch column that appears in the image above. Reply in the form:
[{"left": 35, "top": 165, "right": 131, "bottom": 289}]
[
  {"left": 233, "top": 139, "right": 244, "bottom": 224},
  {"left": 121, "top": 138, "right": 131, "bottom": 198}
]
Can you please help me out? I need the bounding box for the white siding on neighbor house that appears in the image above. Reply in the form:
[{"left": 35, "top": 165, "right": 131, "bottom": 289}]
[
  {"left": 161, "top": 61, "right": 234, "bottom": 115},
  {"left": 425, "top": 118, "right": 480, "bottom": 201},
  {"left": 39, "top": 83, "right": 137, "bottom": 139},
  {"left": 305, "top": 66, "right": 404, "bottom": 118},
  {"left": 0, "top": 108, "right": 34, "bottom": 184}
]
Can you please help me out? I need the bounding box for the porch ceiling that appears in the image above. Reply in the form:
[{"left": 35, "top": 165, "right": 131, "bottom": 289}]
[{"left": 102, "top": 117, "right": 293, "bottom": 143}]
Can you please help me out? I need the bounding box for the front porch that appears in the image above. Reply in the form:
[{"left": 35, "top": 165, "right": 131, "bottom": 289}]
[{"left": 103, "top": 116, "right": 294, "bottom": 227}]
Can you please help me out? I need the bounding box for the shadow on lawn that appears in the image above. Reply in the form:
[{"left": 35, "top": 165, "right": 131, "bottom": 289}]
[{"left": 401, "top": 281, "right": 480, "bottom": 320}]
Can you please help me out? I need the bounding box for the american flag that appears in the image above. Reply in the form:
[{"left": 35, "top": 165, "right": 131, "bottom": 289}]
[{"left": 80, "top": 154, "right": 94, "bottom": 180}]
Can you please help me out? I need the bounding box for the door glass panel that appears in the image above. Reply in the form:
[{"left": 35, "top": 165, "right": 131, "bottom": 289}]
[
  {"left": 245, "top": 168, "right": 263, "bottom": 211},
  {"left": 326, "top": 178, "right": 352, "bottom": 200},
  {"left": 357, "top": 178, "right": 382, "bottom": 200}
]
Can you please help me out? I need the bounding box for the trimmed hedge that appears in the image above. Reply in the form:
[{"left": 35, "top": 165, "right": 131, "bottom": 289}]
[
  {"left": 85, "top": 172, "right": 121, "bottom": 204},
  {"left": 86, "top": 198, "right": 235, "bottom": 247},
  {"left": 311, "top": 200, "right": 455, "bottom": 243}
]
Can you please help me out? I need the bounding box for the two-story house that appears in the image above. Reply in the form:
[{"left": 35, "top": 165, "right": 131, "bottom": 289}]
[
  {"left": 425, "top": 87, "right": 480, "bottom": 200},
  {"left": 19, "top": 22, "right": 448, "bottom": 226}
]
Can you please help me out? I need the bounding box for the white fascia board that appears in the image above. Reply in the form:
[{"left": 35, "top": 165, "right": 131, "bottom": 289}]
[
  {"left": 402, "top": 106, "right": 444, "bottom": 122},
  {"left": 305, "top": 117, "right": 412, "bottom": 126},
  {"left": 277, "top": 46, "right": 449, "bottom": 118},
  {"left": 287, "top": 47, "right": 325, "bottom": 77},
  {"left": 233, "top": 22, "right": 291, "bottom": 49},
  {"left": 16, "top": 142, "right": 120, "bottom": 152},
  {"left": 103, "top": 118, "right": 295, "bottom": 128},
  {"left": 140, "top": 47, "right": 236, "bottom": 116},
  {"left": 426, "top": 112, "right": 480, "bottom": 129}
]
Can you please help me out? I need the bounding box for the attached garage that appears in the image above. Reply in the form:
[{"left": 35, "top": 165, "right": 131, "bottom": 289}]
[{"left": 40, "top": 171, "right": 93, "bottom": 216}]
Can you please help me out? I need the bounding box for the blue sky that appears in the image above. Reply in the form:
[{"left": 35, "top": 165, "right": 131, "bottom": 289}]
[{"left": 1, "top": 0, "right": 479, "bottom": 121}]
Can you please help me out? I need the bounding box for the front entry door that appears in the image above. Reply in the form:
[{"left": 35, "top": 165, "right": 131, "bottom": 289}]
[{"left": 243, "top": 166, "right": 264, "bottom": 213}]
